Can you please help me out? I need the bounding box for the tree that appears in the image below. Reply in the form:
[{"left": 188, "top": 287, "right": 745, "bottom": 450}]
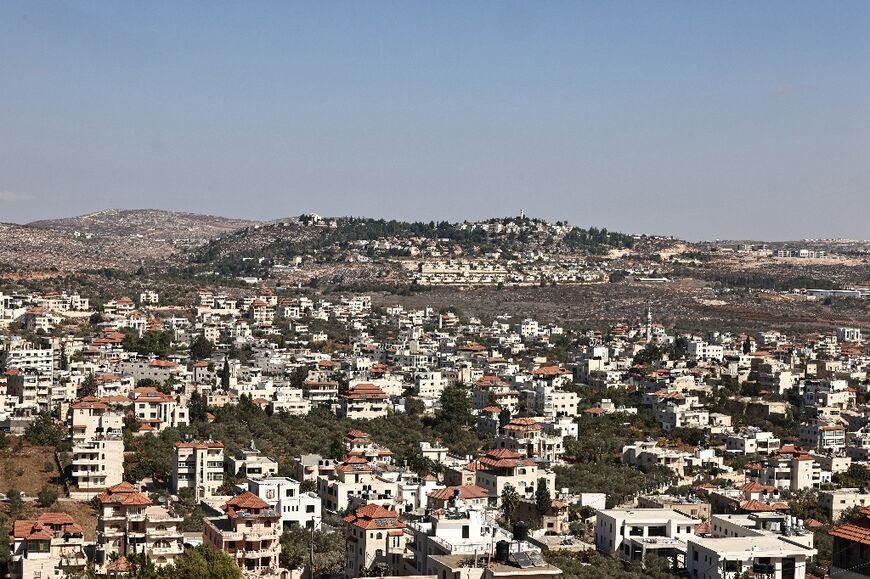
[
  {"left": 189, "top": 391, "right": 208, "bottom": 423},
  {"left": 190, "top": 335, "right": 213, "bottom": 361},
  {"left": 404, "top": 398, "right": 425, "bottom": 417},
  {"left": 329, "top": 436, "right": 345, "bottom": 461},
  {"left": 535, "top": 479, "right": 552, "bottom": 516},
  {"left": 438, "top": 386, "right": 473, "bottom": 426},
  {"left": 170, "top": 546, "right": 242, "bottom": 579},
  {"left": 6, "top": 488, "right": 23, "bottom": 517},
  {"left": 24, "top": 413, "right": 66, "bottom": 447},
  {"left": 498, "top": 408, "right": 512, "bottom": 431},
  {"left": 220, "top": 358, "right": 231, "bottom": 389},
  {"left": 501, "top": 483, "right": 520, "bottom": 521},
  {"left": 37, "top": 485, "right": 58, "bottom": 507},
  {"left": 80, "top": 373, "right": 98, "bottom": 398}
]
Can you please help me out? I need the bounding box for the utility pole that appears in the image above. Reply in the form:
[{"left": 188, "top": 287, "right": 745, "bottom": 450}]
[{"left": 309, "top": 516, "right": 315, "bottom": 579}]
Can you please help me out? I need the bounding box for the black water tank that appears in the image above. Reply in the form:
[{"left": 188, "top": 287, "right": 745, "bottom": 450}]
[
  {"left": 513, "top": 521, "right": 529, "bottom": 542},
  {"left": 495, "top": 540, "right": 510, "bottom": 562}
]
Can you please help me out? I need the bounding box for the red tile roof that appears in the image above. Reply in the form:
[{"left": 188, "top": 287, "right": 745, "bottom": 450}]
[{"left": 830, "top": 516, "right": 870, "bottom": 545}]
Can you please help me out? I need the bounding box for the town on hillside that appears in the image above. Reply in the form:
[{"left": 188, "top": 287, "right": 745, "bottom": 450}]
[{"left": 0, "top": 276, "right": 868, "bottom": 579}]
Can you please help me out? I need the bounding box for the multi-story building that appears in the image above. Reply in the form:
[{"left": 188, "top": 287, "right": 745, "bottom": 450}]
[
  {"left": 687, "top": 513, "right": 815, "bottom": 579},
  {"left": 343, "top": 504, "right": 406, "bottom": 579},
  {"left": 130, "top": 386, "right": 189, "bottom": 433},
  {"left": 495, "top": 417, "right": 564, "bottom": 464},
  {"left": 474, "top": 448, "right": 556, "bottom": 504},
  {"left": 96, "top": 482, "right": 184, "bottom": 570},
  {"left": 245, "top": 477, "right": 321, "bottom": 530},
  {"left": 799, "top": 418, "right": 846, "bottom": 452},
  {"left": 0, "top": 341, "right": 54, "bottom": 374},
  {"left": 10, "top": 513, "right": 87, "bottom": 579},
  {"left": 820, "top": 488, "right": 870, "bottom": 522},
  {"left": 830, "top": 506, "right": 870, "bottom": 578},
  {"left": 725, "top": 429, "right": 781, "bottom": 456},
  {"left": 203, "top": 492, "right": 285, "bottom": 577},
  {"left": 756, "top": 451, "right": 823, "bottom": 491},
  {"left": 69, "top": 397, "right": 124, "bottom": 443},
  {"left": 622, "top": 440, "right": 688, "bottom": 477},
  {"left": 292, "top": 454, "right": 336, "bottom": 485},
  {"left": 594, "top": 508, "right": 698, "bottom": 565},
  {"left": 268, "top": 388, "right": 311, "bottom": 416},
  {"left": 225, "top": 443, "right": 277, "bottom": 483},
  {"left": 173, "top": 440, "right": 225, "bottom": 500},
  {"left": 317, "top": 457, "right": 397, "bottom": 513},
  {"left": 337, "top": 383, "right": 388, "bottom": 420},
  {"left": 406, "top": 507, "right": 516, "bottom": 575},
  {"left": 71, "top": 434, "right": 124, "bottom": 494}
]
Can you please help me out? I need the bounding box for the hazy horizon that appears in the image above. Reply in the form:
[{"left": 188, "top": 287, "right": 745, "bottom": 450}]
[{"left": 2, "top": 1, "right": 869, "bottom": 241}]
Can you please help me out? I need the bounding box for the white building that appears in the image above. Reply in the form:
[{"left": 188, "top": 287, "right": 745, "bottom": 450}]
[
  {"left": 245, "top": 477, "right": 322, "bottom": 530},
  {"left": 173, "top": 441, "right": 225, "bottom": 500}
]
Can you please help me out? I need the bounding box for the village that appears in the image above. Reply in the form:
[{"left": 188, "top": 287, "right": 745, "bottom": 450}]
[{"left": 0, "top": 280, "right": 867, "bottom": 579}]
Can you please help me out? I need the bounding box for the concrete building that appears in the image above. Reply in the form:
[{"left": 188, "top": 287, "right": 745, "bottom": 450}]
[
  {"left": 203, "top": 491, "right": 286, "bottom": 578},
  {"left": 96, "top": 482, "right": 184, "bottom": 570},
  {"left": 228, "top": 441, "right": 279, "bottom": 480},
  {"left": 10, "top": 513, "right": 87, "bottom": 579},
  {"left": 173, "top": 440, "right": 225, "bottom": 500},
  {"left": 688, "top": 513, "right": 815, "bottom": 579},
  {"left": 474, "top": 448, "right": 556, "bottom": 504},
  {"left": 343, "top": 504, "right": 407, "bottom": 579},
  {"left": 338, "top": 383, "right": 389, "bottom": 420},
  {"left": 245, "top": 477, "right": 322, "bottom": 530},
  {"left": 594, "top": 508, "right": 698, "bottom": 566}
]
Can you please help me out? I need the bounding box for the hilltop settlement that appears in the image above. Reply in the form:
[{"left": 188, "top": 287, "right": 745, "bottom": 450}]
[{"left": 0, "top": 214, "right": 870, "bottom": 579}]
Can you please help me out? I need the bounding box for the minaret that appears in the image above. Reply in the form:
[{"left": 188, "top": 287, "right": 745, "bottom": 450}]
[{"left": 646, "top": 307, "right": 652, "bottom": 343}]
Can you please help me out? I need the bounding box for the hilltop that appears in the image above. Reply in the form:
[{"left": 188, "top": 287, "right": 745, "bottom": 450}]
[
  {"left": 1, "top": 209, "right": 256, "bottom": 273},
  {"left": 28, "top": 209, "right": 256, "bottom": 243}
]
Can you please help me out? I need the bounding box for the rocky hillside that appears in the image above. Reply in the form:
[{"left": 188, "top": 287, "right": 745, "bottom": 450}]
[
  {"left": 1, "top": 209, "right": 256, "bottom": 272},
  {"left": 28, "top": 209, "right": 256, "bottom": 243}
]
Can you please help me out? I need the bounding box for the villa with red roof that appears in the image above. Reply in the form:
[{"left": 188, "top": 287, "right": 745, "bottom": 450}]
[
  {"left": 338, "top": 383, "right": 388, "bottom": 420},
  {"left": 10, "top": 513, "right": 87, "bottom": 579},
  {"left": 203, "top": 491, "right": 286, "bottom": 578},
  {"left": 343, "top": 504, "right": 406, "bottom": 579}
]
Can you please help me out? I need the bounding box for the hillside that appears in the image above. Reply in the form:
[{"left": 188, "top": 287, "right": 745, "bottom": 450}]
[
  {"left": 0, "top": 210, "right": 256, "bottom": 273},
  {"left": 28, "top": 209, "right": 256, "bottom": 244}
]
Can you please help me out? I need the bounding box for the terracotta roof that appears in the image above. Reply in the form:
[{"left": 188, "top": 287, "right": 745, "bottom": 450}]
[
  {"left": 532, "top": 365, "right": 569, "bottom": 377},
  {"left": 345, "top": 429, "right": 371, "bottom": 440},
  {"left": 12, "top": 513, "right": 84, "bottom": 539},
  {"left": 106, "top": 556, "right": 133, "bottom": 572},
  {"left": 175, "top": 441, "right": 224, "bottom": 449},
  {"left": 342, "top": 383, "right": 387, "bottom": 401},
  {"left": 344, "top": 504, "right": 405, "bottom": 530},
  {"left": 98, "top": 483, "right": 152, "bottom": 507},
  {"left": 740, "top": 482, "right": 776, "bottom": 493},
  {"left": 830, "top": 516, "right": 870, "bottom": 545},
  {"left": 428, "top": 485, "right": 491, "bottom": 501},
  {"left": 504, "top": 419, "right": 543, "bottom": 432},
  {"left": 224, "top": 491, "right": 270, "bottom": 511}
]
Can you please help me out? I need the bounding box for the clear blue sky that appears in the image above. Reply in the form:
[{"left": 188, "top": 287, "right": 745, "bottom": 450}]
[{"left": 1, "top": 1, "right": 868, "bottom": 240}]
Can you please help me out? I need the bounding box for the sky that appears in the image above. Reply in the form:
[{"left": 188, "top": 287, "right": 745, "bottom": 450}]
[{"left": 1, "top": 1, "right": 869, "bottom": 241}]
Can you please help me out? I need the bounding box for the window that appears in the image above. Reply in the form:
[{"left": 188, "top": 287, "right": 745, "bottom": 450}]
[{"left": 462, "top": 525, "right": 470, "bottom": 538}]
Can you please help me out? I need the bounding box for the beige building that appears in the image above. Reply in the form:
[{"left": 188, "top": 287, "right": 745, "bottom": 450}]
[
  {"left": 203, "top": 491, "right": 286, "bottom": 578},
  {"left": 10, "top": 513, "right": 87, "bottom": 579},
  {"left": 344, "top": 504, "right": 407, "bottom": 579},
  {"left": 474, "top": 449, "right": 556, "bottom": 504},
  {"left": 71, "top": 435, "right": 124, "bottom": 494},
  {"left": 338, "top": 383, "right": 389, "bottom": 420},
  {"left": 130, "top": 386, "right": 189, "bottom": 434},
  {"left": 96, "top": 482, "right": 184, "bottom": 570},
  {"left": 173, "top": 440, "right": 225, "bottom": 500},
  {"left": 495, "top": 417, "right": 564, "bottom": 464}
]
